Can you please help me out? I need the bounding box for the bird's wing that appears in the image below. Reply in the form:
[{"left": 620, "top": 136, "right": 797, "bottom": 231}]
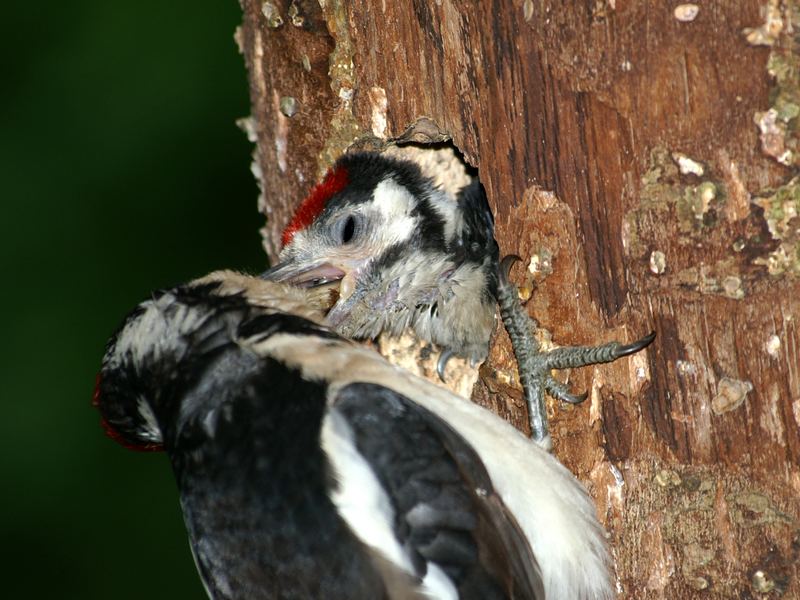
[{"left": 324, "top": 381, "right": 545, "bottom": 600}]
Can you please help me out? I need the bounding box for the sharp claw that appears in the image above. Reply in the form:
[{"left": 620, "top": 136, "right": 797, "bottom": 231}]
[
  {"left": 436, "top": 350, "right": 455, "bottom": 383},
  {"left": 565, "top": 391, "right": 589, "bottom": 405},
  {"left": 544, "top": 377, "right": 589, "bottom": 405},
  {"left": 499, "top": 255, "right": 522, "bottom": 284},
  {"left": 614, "top": 330, "right": 657, "bottom": 358},
  {"left": 567, "top": 392, "right": 589, "bottom": 404}
]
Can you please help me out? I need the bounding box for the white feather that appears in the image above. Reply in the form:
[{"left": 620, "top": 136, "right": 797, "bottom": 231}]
[
  {"left": 249, "top": 333, "right": 613, "bottom": 600},
  {"left": 135, "top": 395, "right": 163, "bottom": 443},
  {"left": 371, "top": 179, "right": 417, "bottom": 244},
  {"left": 321, "top": 409, "right": 413, "bottom": 572},
  {"left": 322, "top": 409, "right": 459, "bottom": 600}
]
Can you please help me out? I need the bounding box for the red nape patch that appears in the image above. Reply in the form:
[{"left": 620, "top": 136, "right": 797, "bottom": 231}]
[
  {"left": 93, "top": 373, "right": 163, "bottom": 452},
  {"left": 99, "top": 417, "right": 164, "bottom": 452},
  {"left": 281, "top": 165, "right": 349, "bottom": 247}
]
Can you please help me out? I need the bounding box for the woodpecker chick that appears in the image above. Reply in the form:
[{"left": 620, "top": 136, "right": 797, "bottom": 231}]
[
  {"left": 262, "top": 152, "right": 499, "bottom": 365},
  {"left": 95, "top": 271, "right": 613, "bottom": 600},
  {"left": 266, "top": 151, "right": 655, "bottom": 448}
]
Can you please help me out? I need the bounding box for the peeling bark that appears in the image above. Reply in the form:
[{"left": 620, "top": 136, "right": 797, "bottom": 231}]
[{"left": 238, "top": 1, "right": 800, "bottom": 596}]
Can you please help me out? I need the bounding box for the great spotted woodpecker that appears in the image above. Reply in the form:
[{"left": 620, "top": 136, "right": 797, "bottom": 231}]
[
  {"left": 263, "top": 151, "right": 655, "bottom": 448},
  {"left": 262, "top": 151, "right": 499, "bottom": 367},
  {"left": 94, "top": 271, "right": 613, "bottom": 599}
]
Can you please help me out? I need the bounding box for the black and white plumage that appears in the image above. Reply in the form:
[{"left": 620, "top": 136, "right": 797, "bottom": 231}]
[
  {"left": 265, "top": 151, "right": 656, "bottom": 448},
  {"left": 263, "top": 152, "right": 499, "bottom": 364},
  {"left": 95, "top": 271, "right": 612, "bottom": 599}
]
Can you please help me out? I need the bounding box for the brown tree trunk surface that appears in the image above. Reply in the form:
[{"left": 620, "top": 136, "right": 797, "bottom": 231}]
[{"left": 237, "top": 1, "right": 800, "bottom": 597}]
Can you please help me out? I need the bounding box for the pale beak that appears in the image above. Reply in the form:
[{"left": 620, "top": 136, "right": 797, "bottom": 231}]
[
  {"left": 261, "top": 261, "right": 346, "bottom": 288},
  {"left": 261, "top": 257, "right": 370, "bottom": 305}
]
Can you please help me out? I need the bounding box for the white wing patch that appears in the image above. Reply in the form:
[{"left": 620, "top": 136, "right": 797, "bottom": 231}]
[{"left": 321, "top": 409, "right": 458, "bottom": 600}]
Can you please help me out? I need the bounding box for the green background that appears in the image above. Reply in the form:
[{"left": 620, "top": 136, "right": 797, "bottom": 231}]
[{"left": 2, "top": 2, "right": 267, "bottom": 597}]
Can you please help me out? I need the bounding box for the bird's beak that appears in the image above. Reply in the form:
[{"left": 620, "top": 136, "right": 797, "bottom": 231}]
[
  {"left": 261, "top": 261, "right": 346, "bottom": 289},
  {"left": 261, "top": 258, "right": 369, "bottom": 307}
]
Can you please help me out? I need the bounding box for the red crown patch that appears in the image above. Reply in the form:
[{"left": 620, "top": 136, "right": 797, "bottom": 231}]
[{"left": 281, "top": 166, "right": 349, "bottom": 247}]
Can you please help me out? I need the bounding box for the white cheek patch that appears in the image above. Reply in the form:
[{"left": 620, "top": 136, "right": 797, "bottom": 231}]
[
  {"left": 427, "top": 188, "right": 460, "bottom": 243},
  {"left": 371, "top": 180, "right": 417, "bottom": 245}
]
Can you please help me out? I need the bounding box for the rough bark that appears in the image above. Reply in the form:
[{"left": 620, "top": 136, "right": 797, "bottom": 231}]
[{"left": 237, "top": 1, "right": 800, "bottom": 596}]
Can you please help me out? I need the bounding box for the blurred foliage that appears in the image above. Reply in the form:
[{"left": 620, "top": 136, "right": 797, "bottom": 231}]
[{"left": 1, "top": 2, "right": 266, "bottom": 597}]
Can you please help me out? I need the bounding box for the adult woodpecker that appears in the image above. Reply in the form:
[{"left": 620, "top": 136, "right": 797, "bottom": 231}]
[
  {"left": 263, "top": 151, "right": 655, "bottom": 447},
  {"left": 94, "top": 271, "right": 613, "bottom": 600}
]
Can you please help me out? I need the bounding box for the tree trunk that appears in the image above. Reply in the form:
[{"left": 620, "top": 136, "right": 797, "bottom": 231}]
[{"left": 237, "top": 1, "right": 800, "bottom": 596}]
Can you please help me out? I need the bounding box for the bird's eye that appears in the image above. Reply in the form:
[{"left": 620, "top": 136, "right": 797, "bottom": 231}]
[{"left": 339, "top": 215, "right": 357, "bottom": 244}]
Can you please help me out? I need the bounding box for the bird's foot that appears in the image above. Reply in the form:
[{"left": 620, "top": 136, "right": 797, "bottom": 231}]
[{"left": 497, "top": 255, "right": 655, "bottom": 450}]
